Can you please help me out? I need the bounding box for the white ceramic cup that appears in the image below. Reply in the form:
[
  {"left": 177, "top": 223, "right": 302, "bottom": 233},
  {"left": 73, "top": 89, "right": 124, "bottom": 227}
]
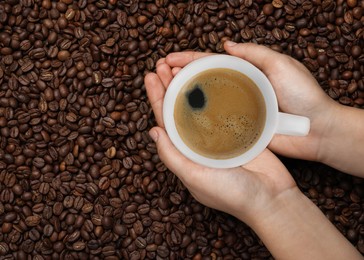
[{"left": 163, "top": 54, "right": 310, "bottom": 168}]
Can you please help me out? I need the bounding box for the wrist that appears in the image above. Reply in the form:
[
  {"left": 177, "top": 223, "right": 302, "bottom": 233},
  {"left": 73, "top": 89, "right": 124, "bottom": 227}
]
[
  {"left": 245, "top": 186, "right": 304, "bottom": 229},
  {"left": 234, "top": 184, "right": 301, "bottom": 228},
  {"left": 316, "top": 102, "right": 364, "bottom": 176},
  {"left": 315, "top": 101, "right": 343, "bottom": 165},
  {"left": 241, "top": 185, "right": 362, "bottom": 260}
]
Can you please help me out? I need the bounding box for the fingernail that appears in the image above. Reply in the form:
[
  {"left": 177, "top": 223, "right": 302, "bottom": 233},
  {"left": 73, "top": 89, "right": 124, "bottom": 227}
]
[
  {"left": 225, "top": 41, "right": 237, "bottom": 47},
  {"left": 149, "top": 129, "right": 159, "bottom": 142}
]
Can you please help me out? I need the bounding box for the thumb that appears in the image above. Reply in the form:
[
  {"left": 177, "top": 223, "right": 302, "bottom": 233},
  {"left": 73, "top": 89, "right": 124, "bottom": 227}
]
[
  {"left": 224, "top": 41, "right": 281, "bottom": 74},
  {"left": 148, "top": 127, "right": 201, "bottom": 183}
]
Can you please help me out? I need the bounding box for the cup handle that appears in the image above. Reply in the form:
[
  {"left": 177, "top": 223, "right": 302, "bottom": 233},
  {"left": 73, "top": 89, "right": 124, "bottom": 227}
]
[{"left": 276, "top": 112, "right": 310, "bottom": 136}]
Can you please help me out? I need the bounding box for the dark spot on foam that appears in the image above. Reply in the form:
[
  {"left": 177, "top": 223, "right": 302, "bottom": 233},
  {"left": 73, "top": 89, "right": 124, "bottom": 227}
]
[{"left": 187, "top": 84, "right": 205, "bottom": 110}]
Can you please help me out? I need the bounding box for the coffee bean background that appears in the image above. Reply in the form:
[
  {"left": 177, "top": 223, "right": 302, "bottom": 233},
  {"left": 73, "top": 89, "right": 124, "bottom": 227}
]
[{"left": 0, "top": 0, "right": 363, "bottom": 259}]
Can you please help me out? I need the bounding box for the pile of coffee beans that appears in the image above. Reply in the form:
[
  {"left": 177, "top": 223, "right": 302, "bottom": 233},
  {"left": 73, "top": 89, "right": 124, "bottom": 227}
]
[{"left": 0, "top": 0, "right": 363, "bottom": 259}]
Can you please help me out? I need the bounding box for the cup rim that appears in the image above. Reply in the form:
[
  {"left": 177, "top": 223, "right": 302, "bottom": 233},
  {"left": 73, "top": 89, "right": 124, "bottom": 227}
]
[{"left": 163, "top": 54, "right": 278, "bottom": 168}]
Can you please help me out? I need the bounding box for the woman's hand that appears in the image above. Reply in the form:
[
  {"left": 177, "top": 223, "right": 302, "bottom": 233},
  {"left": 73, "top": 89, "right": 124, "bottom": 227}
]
[{"left": 144, "top": 44, "right": 296, "bottom": 226}]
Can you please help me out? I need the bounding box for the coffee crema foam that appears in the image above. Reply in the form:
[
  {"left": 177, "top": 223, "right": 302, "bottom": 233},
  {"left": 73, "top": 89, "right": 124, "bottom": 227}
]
[{"left": 174, "top": 68, "right": 266, "bottom": 159}]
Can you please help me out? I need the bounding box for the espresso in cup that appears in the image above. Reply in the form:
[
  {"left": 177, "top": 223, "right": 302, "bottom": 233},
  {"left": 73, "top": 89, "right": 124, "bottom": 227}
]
[{"left": 174, "top": 68, "right": 266, "bottom": 159}]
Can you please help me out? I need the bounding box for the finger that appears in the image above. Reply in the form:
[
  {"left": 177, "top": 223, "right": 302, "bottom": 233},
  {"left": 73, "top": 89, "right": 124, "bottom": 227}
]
[
  {"left": 156, "top": 63, "right": 174, "bottom": 89},
  {"left": 224, "top": 41, "right": 287, "bottom": 75},
  {"left": 172, "top": 67, "right": 182, "bottom": 76},
  {"left": 156, "top": 58, "right": 166, "bottom": 66},
  {"left": 243, "top": 149, "right": 277, "bottom": 173},
  {"left": 268, "top": 136, "right": 298, "bottom": 157},
  {"left": 144, "top": 73, "right": 165, "bottom": 127},
  {"left": 268, "top": 135, "right": 317, "bottom": 162},
  {"left": 165, "top": 51, "right": 213, "bottom": 68},
  {"left": 149, "top": 127, "right": 205, "bottom": 184}
]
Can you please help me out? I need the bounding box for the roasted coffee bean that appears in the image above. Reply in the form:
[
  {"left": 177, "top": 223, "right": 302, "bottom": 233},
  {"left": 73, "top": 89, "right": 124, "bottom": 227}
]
[
  {"left": 25, "top": 215, "right": 41, "bottom": 227},
  {"left": 101, "top": 78, "right": 114, "bottom": 88},
  {"left": 157, "top": 245, "right": 169, "bottom": 258},
  {"left": 136, "top": 117, "right": 148, "bottom": 131},
  {"left": 169, "top": 192, "right": 182, "bottom": 205},
  {"left": 99, "top": 177, "right": 110, "bottom": 190},
  {"left": 135, "top": 237, "right": 147, "bottom": 249},
  {"left": 122, "top": 213, "right": 137, "bottom": 224},
  {"left": 151, "top": 222, "right": 165, "bottom": 234}
]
